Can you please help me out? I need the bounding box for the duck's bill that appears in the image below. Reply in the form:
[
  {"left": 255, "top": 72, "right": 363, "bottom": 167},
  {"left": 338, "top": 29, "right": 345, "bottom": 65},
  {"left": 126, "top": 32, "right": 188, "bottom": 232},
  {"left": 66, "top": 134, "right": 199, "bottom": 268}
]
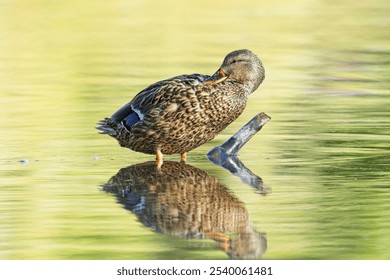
[{"left": 203, "top": 68, "right": 228, "bottom": 85}]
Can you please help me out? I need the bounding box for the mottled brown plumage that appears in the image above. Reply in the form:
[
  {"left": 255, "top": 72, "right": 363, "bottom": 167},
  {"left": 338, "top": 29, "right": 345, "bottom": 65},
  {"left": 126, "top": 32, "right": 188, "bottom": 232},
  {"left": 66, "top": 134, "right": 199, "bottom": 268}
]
[{"left": 97, "top": 49, "right": 265, "bottom": 165}]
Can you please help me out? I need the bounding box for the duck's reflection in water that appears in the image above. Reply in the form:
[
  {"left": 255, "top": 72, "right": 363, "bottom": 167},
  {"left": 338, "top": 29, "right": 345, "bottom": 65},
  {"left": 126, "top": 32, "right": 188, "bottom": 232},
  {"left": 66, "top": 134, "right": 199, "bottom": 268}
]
[{"left": 103, "top": 161, "right": 267, "bottom": 259}]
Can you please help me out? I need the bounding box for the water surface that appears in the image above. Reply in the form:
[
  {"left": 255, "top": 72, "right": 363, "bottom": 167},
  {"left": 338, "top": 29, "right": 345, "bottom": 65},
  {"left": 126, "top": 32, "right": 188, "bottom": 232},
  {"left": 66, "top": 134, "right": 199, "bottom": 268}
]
[{"left": 0, "top": 0, "right": 389, "bottom": 259}]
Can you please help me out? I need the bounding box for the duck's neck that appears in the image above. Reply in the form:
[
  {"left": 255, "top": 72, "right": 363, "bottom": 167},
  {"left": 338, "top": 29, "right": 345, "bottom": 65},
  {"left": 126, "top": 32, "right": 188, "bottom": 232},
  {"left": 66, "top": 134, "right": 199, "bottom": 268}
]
[{"left": 243, "top": 82, "right": 256, "bottom": 95}]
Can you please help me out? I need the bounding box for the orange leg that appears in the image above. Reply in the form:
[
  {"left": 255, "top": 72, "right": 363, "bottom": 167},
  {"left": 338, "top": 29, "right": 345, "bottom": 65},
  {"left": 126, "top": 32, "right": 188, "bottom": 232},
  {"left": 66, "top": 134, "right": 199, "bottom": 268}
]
[
  {"left": 205, "top": 232, "right": 230, "bottom": 253},
  {"left": 156, "top": 149, "right": 163, "bottom": 169},
  {"left": 180, "top": 152, "right": 187, "bottom": 162}
]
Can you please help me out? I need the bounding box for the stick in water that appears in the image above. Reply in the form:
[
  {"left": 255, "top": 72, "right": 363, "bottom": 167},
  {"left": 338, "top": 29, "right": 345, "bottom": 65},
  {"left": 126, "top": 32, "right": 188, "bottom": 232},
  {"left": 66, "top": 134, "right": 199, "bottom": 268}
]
[{"left": 207, "top": 112, "right": 271, "bottom": 163}]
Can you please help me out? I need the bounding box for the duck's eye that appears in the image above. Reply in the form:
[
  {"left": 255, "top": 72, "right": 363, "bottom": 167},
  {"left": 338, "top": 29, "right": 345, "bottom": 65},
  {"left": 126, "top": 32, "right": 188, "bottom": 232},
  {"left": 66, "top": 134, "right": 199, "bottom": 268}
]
[{"left": 230, "top": 59, "right": 237, "bottom": 65}]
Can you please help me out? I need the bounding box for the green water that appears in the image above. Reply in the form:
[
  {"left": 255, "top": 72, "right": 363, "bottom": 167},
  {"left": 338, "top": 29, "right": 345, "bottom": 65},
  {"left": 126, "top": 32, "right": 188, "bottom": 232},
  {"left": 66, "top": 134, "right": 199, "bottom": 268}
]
[{"left": 0, "top": 0, "right": 389, "bottom": 259}]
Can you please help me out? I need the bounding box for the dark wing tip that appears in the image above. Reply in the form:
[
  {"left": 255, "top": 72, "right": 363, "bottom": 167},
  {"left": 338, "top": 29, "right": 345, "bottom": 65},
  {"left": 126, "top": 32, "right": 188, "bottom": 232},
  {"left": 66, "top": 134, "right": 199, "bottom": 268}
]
[{"left": 96, "top": 118, "right": 118, "bottom": 136}]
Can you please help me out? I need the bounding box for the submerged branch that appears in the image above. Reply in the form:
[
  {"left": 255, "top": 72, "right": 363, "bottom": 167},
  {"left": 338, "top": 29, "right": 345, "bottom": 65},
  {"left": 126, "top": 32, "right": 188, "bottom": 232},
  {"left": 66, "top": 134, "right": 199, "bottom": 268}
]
[
  {"left": 207, "top": 112, "right": 271, "bottom": 194},
  {"left": 208, "top": 112, "right": 271, "bottom": 161}
]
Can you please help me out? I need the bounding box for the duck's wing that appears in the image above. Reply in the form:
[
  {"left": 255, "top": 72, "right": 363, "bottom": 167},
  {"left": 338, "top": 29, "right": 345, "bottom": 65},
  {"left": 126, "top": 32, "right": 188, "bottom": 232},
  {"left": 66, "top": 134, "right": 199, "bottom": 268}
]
[{"left": 110, "top": 74, "right": 209, "bottom": 127}]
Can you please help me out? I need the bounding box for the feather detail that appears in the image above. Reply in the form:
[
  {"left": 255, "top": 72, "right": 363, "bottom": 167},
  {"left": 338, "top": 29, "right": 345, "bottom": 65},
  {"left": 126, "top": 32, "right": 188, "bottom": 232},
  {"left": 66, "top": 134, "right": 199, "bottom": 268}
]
[
  {"left": 96, "top": 118, "right": 119, "bottom": 136},
  {"left": 121, "top": 112, "right": 141, "bottom": 132}
]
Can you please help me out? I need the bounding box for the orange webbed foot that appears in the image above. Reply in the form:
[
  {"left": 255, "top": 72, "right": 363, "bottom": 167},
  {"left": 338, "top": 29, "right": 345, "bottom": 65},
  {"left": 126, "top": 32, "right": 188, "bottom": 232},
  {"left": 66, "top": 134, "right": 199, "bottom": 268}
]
[{"left": 156, "top": 149, "right": 163, "bottom": 169}]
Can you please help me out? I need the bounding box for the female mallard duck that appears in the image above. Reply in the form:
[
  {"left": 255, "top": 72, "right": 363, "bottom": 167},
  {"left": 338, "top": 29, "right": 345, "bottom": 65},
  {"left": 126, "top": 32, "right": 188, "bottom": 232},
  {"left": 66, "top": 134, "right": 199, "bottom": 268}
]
[{"left": 97, "top": 49, "right": 265, "bottom": 168}]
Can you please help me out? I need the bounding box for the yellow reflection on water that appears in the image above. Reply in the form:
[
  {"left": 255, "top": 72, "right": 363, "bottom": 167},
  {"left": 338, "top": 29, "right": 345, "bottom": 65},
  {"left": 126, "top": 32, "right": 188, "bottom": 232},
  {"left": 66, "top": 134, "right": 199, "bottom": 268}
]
[{"left": 1, "top": 0, "right": 389, "bottom": 259}]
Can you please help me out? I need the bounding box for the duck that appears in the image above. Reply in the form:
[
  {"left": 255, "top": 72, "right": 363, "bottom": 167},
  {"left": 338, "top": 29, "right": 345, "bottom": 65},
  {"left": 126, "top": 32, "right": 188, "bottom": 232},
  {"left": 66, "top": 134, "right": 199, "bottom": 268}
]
[{"left": 97, "top": 49, "right": 265, "bottom": 168}]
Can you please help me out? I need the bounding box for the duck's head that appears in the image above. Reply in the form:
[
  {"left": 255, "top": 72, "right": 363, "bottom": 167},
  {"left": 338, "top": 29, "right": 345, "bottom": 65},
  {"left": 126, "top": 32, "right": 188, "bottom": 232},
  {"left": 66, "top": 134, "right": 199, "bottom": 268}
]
[{"left": 206, "top": 49, "right": 265, "bottom": 94}]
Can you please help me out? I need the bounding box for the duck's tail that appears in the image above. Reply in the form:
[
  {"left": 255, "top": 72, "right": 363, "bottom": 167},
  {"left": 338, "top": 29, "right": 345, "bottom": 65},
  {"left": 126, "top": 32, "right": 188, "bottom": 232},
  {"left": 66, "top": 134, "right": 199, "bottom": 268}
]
[{"left": 96, "top": 118, "right": 119, "bottom": 137}]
